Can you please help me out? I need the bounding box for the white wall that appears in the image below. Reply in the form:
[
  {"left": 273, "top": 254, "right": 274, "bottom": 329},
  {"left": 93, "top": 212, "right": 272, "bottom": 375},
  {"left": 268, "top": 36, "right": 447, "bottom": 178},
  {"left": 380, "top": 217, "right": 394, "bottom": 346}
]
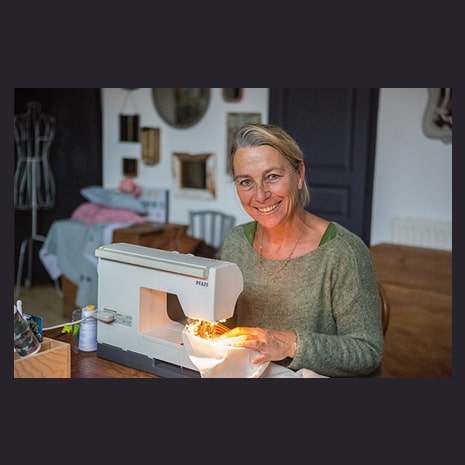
[
  {"left": 102, "top": 88, "right": 452, "bottom": 248},
  {"left": 370, "top": 88, "right": 452, "bottom": 247},
  {"left": 102, "top": 88, "right": 268, "bottom": 226}
]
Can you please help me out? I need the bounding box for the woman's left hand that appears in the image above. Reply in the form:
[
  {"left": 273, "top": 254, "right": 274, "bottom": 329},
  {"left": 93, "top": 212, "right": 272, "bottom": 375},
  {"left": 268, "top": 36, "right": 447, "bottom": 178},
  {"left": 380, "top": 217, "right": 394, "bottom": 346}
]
[{"left": 217, "top": 327, "right": 297, "bottom": 365}]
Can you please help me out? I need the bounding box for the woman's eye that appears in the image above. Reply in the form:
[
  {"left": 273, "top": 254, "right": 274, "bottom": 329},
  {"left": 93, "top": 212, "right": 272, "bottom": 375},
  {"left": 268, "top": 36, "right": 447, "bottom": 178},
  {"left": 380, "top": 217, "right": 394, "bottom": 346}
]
[
  {"left": 239, "top": 179, "right": 252, "bottom": 187},
  {"left": 267, "top": 173, "right": 280, "bottom": 181}
]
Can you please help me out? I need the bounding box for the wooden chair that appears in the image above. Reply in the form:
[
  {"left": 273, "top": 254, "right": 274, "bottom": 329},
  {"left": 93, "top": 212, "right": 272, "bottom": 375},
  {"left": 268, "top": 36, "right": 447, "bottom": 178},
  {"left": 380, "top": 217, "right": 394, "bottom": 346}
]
[
  {"left": 378, "top": 281, "right": 390, "bottom": 336},
  {"left": 188, "top": 210, "right": 236, "bottom": 258}
]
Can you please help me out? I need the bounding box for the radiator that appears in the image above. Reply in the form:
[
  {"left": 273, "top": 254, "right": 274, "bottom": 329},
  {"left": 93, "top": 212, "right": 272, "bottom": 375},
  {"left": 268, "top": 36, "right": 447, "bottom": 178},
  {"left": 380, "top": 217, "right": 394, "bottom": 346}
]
[{"left": 391, "top": 217, "right": 452, "bottom": 250}]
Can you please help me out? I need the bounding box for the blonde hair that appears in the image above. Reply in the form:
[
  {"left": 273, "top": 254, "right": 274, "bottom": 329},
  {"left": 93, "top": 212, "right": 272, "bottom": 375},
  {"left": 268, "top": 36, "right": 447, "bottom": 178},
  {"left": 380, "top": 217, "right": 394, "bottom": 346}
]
[{"left": 229, "top": 123, "right": 310, "bottom": 207}]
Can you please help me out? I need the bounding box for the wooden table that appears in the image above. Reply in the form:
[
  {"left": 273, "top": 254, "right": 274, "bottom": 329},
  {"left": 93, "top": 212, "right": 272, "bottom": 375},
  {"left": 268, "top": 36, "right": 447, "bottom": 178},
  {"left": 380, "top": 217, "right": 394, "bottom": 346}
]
[
  {"left": 43, "top": 329, "right": 159, "bottom": 378},
  {"left": 370, "top": 243, "right": 452, "bottom": 378}
]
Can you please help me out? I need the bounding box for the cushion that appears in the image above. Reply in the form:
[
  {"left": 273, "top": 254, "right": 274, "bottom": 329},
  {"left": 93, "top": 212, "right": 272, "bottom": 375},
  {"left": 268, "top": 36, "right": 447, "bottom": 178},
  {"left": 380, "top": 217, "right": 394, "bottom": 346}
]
[
  {"left": 80, "top": 186, "right": 147, "bottom": 214},
  {"left": 71, "top": 202, "right": 145, "bottom": 226}
]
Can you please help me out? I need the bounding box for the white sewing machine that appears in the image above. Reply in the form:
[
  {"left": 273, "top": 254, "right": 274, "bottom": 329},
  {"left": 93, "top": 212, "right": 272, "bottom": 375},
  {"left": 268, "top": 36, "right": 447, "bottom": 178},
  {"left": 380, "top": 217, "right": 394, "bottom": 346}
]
[{"left": 94, "top": 243, "right": 243, "bottom": 377}]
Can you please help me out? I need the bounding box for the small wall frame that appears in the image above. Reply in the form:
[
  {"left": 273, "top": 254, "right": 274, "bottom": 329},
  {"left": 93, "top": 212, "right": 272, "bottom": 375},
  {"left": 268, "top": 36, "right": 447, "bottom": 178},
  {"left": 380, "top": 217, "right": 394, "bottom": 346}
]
[
  {"left": 222, "top": 88, "right": 243, "bottom": 103},
  {"left": 172, "top": 152, "right": 216, "bottom": 200},
  {"left": 141, "top": 127, "right": 160, "bottom": 165},
  {"left": 122, "top": 157, "right": 138, "bottom": 177},
  {"left": 119, "top": 114, "right": 140, "bottom": 142}
]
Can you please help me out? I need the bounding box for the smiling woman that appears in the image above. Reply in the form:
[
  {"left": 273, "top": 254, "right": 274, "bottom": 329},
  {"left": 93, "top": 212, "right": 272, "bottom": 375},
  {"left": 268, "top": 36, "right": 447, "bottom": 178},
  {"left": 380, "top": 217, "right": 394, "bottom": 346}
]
[{"left": 219, "top": 123, "right": 385, "bottom": 378}]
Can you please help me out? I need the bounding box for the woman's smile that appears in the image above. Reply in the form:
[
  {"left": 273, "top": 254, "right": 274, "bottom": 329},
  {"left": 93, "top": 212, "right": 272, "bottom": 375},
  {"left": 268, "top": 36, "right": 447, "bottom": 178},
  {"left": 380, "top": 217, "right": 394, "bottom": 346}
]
[{"left": 255, "top": 201, "right": 282, "bottom": 214}]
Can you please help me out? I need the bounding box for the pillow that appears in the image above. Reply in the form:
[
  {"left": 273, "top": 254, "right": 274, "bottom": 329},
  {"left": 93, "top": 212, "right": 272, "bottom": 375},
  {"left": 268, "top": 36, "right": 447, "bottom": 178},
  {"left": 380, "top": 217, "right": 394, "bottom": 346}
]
[
  {"left": 72, "top": 202, "right": 146, "bottom": 226},
  {"left": 80, "top": 186, "right": 147, "bottom": 214}
]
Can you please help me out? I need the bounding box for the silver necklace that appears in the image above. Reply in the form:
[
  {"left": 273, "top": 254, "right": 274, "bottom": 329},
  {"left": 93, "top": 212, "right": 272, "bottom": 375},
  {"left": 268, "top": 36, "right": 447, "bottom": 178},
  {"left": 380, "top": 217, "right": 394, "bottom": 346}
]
[{"left": 258, "top": 229, "right": 300, "bottom": 276}]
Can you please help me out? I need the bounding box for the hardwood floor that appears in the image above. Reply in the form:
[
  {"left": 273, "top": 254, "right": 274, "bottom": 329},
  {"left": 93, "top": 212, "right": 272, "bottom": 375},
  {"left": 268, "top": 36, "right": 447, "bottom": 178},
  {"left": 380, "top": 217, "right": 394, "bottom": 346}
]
[{"left": 14, "top": 284, "right": 69, "bottom": 329}]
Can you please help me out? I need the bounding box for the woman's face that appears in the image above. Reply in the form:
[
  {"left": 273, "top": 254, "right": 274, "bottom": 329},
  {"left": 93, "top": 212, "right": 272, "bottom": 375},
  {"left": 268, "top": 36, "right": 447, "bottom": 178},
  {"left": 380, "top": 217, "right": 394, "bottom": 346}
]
[{"left": 233, "top": 145, "right": 304, "bottom": 229}]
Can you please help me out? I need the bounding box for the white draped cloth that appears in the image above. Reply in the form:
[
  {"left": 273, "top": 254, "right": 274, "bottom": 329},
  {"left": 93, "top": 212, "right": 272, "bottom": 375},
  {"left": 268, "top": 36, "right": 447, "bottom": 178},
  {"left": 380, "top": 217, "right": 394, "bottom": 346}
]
[{"left": 182, "top": 328, "right": 328, "bottom": 378}]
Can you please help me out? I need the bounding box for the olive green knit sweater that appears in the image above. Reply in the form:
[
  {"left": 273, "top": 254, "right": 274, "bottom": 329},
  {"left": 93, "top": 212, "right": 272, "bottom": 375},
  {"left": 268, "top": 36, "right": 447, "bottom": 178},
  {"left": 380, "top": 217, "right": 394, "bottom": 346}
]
[{"left": 221, "top": 221, "right": 384, "bottom": 377}]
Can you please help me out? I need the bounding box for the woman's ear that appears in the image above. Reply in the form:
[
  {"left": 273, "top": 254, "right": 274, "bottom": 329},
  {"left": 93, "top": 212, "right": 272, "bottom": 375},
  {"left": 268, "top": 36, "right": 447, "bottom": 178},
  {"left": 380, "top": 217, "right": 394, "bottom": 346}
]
[{"left": 298, "top": 162, "right": 305, "bottom": 190}]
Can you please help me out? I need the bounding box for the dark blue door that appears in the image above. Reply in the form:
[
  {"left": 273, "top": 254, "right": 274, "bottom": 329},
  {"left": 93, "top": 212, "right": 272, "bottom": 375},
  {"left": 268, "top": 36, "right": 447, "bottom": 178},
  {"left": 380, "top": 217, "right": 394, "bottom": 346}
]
[{"left": 269, "top": 88, "right": 379, "bottom": 245}]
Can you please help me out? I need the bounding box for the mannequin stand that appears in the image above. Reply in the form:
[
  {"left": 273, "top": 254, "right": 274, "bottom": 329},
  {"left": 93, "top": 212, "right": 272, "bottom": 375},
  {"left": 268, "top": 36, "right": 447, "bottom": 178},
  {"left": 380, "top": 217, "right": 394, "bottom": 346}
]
[{"left": 14, "top": 101, "right": 58, "bottom": 298}]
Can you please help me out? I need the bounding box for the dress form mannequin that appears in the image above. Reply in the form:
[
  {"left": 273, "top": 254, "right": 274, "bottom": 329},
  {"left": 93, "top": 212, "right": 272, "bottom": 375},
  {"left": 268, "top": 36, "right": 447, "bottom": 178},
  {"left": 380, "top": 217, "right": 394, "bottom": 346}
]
[{"left": 14, "top": 101, "right": 56, "bottom": 296}]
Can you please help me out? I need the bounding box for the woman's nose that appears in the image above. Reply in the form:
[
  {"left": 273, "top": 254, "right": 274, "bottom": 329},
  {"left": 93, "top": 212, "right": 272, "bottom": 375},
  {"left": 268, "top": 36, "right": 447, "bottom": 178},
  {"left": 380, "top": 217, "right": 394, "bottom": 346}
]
[{"left": 255, "top": 182, "right": 270, "bottom": 201}]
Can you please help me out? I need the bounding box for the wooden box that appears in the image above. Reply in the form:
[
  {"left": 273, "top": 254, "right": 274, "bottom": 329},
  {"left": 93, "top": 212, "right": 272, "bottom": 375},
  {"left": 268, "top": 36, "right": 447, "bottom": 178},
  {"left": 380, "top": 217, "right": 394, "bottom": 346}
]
[{"left": 14, "top": 337, "right": 71, "bottom": 378}]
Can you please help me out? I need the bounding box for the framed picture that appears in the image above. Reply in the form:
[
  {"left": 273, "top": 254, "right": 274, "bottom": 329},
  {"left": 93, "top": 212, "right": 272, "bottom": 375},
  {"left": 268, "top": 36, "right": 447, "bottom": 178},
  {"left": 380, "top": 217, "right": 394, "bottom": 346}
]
[
  {"left": 222, "top": 88, "right": 243, "bottom": 102},
  {"left": 139, "top": 188, "right": 169, "bottom": 223},
  {"left": 122, "top": 157, "right": 138, "bottom": 177},
  {"left": 119, "top": 89, "right": 140, "bottom": 142},
  {"left": 119, "top": 114, "right": 140, "bottom": 142},
  {"left": 172, "top": 152, "right": 216, "bottom": 200},
  {"left": 226, "top": 112, "right": 261, "bottom": 173},
  {"left": 141, "top": 127, "right": 160, "bottom": 165}
]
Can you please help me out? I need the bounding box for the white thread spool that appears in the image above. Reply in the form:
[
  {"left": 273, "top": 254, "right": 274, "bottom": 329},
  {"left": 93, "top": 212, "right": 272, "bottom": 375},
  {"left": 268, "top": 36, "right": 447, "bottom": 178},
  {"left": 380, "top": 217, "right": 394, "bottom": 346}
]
[{"left": 78, "top": 305, "right": 97, "bottom": 352}]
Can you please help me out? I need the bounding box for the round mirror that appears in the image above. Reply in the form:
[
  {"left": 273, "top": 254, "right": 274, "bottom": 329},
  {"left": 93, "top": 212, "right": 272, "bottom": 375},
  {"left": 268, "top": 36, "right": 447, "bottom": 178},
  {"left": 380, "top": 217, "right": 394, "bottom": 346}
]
[{"left": 152, "top": 88, "right": 210, "bottom": 129}]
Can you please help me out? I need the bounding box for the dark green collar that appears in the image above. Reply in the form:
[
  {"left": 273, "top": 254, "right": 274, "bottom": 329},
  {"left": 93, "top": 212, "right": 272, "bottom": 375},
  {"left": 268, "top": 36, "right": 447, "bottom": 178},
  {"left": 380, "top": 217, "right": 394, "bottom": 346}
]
[{"left": 243, "top": 221, "right": 336, "bottom": 246}]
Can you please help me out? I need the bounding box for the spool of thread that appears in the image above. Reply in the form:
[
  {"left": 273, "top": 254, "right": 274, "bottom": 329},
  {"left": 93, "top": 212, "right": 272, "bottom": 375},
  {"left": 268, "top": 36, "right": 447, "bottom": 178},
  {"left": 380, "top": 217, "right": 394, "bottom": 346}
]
[{"left": 78, "top": 305, "right": 97, "bottom": 352}]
